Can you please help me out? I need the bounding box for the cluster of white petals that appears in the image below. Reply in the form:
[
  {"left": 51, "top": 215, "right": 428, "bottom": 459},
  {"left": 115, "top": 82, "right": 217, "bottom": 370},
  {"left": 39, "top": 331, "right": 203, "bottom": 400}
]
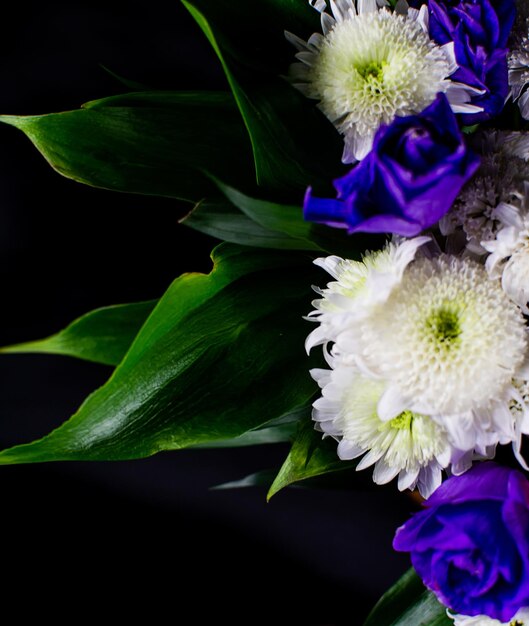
[
  {"left": 293, "top": 0, "right": 529, "bottom": 500},
  {"left": 440, "top": 131, "right": 529, "bottom": 255},
  {"left": 439, "top": 131, "right": 529, "bottom": 318},
  {"left": 449, "top": 607, "right": 529, "bottom": 626},
  {"left": 509, "top": 6, "right": 529, "bottom": 120},
  {"left": 286, "top": 0, "right": 481, "bottom": 161},
  {"left": 307, "top": 239, "right": 529, "bottom": 496}
]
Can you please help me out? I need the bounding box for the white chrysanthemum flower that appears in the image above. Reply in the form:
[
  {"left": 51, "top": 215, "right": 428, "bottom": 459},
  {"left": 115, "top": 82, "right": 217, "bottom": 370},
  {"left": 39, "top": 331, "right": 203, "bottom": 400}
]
[
  {"left": 286, "top": 0, "right": 481, "bottom": 161},
  {"left": 483, "top": 198, "right": 529, "bottom": 314},
  {"left": 305, "top": 236, "right": 429, "bottom": 352},
  {"left": 440, "top": 131, "right": 529, "bottom": 256},
  {"left": 350, "top": 256, "right": 528, "bottom": 419},
  {"left": 311, "top": 364, "right": 451, "bottom": 497},
  {"left": 308, "top": 250, "right": 529, "bottom": 484},
  {"left": 449, "top": 606, "right": 529, "bottom": 626},
  {"left": 509, "top": 11, "right": 529, "bottom": 120}
]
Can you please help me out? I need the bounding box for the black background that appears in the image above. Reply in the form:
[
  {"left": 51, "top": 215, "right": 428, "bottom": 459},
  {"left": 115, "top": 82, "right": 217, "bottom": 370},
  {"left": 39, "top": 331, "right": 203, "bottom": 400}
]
[{"left": 0, "top": 2, "right": 412, "bottom": 622}]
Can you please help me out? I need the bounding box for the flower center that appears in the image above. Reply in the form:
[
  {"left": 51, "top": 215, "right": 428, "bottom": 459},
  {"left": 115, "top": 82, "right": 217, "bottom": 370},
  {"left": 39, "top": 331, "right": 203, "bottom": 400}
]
[
  {"left": 424, "top": 306, "right": 461, "bottom": 347},
  {"left": 357, "top": 60, "right": 385, "bottom": 86},
  {"left": 359, "top": 256, "right": 528, "bottom": 414},
  {"left": 388, "top": 410, "right": 414, "bottom": 431}
]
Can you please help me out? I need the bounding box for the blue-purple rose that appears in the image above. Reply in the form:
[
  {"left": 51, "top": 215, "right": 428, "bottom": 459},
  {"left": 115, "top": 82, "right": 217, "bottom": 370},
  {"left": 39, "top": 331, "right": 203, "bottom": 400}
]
[
  {"left": 429, "top": 0, "right": 516, "bottom": 123},
  {"left": 393, "top": 463, "right": 529, "bottom": 622},
  {"left": 304, "top": 94, "right": 480, "bottom": 237}
]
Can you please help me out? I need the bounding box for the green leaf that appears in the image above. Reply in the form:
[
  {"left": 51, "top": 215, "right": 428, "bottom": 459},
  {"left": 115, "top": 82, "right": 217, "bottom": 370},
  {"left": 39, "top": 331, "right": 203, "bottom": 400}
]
[
  {"left": 213, "top": 178, "right": 388, "bottom": 258},
  {"left": 212, "top": 470, "right": 277, "bottom": 490},
  {"left": 267, "top": 416, "right": 356, "bottom": 499},
  {"left": 193, "top": 406, "right": 303, "bottom": 448},
  {"left": 99, "top": 65, "right": 150, "bottom": 91},
  {"left": 215, "top": 180, "right": 321, "bottom": 248},
  {"left": 364, "top": 569, "right": 452, "bottom": 626},
  {"left": 182, "top": 199, "right": 318, "bottom": 250},
  {"left": 183, "top": 0, "right": 345, "bottom": 193},
  {"left": 0, "top": 244, "right": 319, "bottom": 464},
  {"left": 0, "top": 301, "right": 156, "bottom": 367},
  {"left": 0, "top": 91, "right": 254, "bottom": 202}
]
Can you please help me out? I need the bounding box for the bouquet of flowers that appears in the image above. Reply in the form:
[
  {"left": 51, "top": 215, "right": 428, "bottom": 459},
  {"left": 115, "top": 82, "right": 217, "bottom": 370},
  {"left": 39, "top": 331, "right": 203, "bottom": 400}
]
[{"left": 4, "top": 0, "right": 529, "bottom": 623}]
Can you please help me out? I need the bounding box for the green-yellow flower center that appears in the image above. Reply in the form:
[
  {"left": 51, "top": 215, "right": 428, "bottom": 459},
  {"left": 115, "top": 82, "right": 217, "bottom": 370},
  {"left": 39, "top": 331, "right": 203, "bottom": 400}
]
[
  {"left": 425, "top": 306, "right": 461, "bottom": 346},
  {"left": 388, "top": 410, "right": 414, "bottom": 431}
]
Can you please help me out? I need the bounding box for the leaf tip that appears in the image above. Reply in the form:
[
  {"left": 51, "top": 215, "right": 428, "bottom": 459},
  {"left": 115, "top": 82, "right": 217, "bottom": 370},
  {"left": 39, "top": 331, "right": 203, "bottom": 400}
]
[{"left": 0, "top": 115, "right": 28, "bottom": 130}]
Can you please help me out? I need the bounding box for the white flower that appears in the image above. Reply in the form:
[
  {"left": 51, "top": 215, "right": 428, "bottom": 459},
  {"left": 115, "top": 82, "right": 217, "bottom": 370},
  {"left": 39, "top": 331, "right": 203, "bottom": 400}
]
[
  {"left": 440, "top": 131, "right": 529, "bottom": 256},
  {"left": 449, "top": 606, "right": 529, "bottom": 626},
  {"left": 305, "top": 236, "right": 429, "bottom": 353},
  {"left": 286, "top": 0, "right": 481, "bottom": 162},
  {"left": 483, "top": 198, "right": 529, "bottom": 314},
  {"left": 308, "top": 248, "right": 529, "bottom": 489},
  {"left": 342, "top": 256, "right": 527, "bottom": 418},
  {"left": 311, "top": 363, "right": 451, "bottom": 497},
  {"left": 509, "top": 11, "right": 529, "bottom": 120}
]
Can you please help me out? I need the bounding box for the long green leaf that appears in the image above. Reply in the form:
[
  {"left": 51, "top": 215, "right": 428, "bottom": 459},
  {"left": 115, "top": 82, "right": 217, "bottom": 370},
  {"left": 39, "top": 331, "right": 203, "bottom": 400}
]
[
  {"left": 183, "top": 0, "right": 345, "bottom": 193},
  {"left": 364, "top": 569, "right": 452, "bottom": 626},
  {"left": 215, "top": 180, "right": 320, "bottom": 247},
  {"left": 0, "top": 244, "right": 319, "bottom": 464},
  {"left": 182, "top": 199, "right": 318, "bottom": 250},
  {"left": 267, "top": 416, "right": 356, "bottom": 499},
  {"left": 213, "top": 178, "right": 388, "bottom": 258},
  {"left": 0, "top": 91, "right": 254, "bottom": 202},
  {"left": 0, "top": 301, "right": 156, "bottom": 366}
]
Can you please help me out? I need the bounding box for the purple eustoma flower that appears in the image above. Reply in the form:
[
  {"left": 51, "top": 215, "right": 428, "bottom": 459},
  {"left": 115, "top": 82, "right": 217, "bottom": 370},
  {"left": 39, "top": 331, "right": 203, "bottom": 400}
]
[
  {"left": 304, "top": 94, "right": 480, "bottom": 237},
  {"left": 394, "top": 462, "right": 529, "bottom": 622},
  {"left": 429, "top": 0, "right": 516, "bottom": 123}
]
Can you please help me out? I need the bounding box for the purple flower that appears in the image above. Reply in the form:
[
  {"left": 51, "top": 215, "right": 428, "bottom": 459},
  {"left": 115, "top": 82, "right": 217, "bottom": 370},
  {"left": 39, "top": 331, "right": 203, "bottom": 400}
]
[
  {"left": 429, "top": 0, "right": 516, "bottom": 123},
  {"left": 304, "top": 94, "right": 479, "bottom": 237},
  {"left": 393, "top": 462, "right": 529, "bottom": 622}
]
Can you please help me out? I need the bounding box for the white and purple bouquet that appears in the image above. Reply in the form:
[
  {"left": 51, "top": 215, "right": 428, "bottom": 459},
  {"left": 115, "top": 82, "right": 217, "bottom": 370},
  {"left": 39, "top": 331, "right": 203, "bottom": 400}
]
[{"left": 4, "top": 0, "right": 529, "bottom": 623}]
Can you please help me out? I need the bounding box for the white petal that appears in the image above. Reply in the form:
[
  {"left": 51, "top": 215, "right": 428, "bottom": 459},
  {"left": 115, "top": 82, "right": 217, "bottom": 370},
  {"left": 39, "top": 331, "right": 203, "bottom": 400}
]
[
  {"left": 493, "top": 203, "right": 524, "bottom": 229},
  {"left": 449, "top": 102, "right": 485, "bottom": 114},
  {"left": 415, "top": 3, "right": 429, "bottom": 33},
  {"left": 435, "top": 444, "right": 452, "bottom": 468},
  {"left": 309, "top": 0, "right": 328, "bottom": 13},
  {"left": 398, "top": 467, "right": 420, "bottom": 491},
  {"left": 356, "top": 448, "right": 385, "bottom": 470},
  {"left": 440, "top": 42, "right": 458, "bottom": 75},
  {"left": 502, "top": 132, "right": 529, "bottom": 160},
  {"left": 330, "top": 0, "right": 347, "bottom": 21},
  {"left": 450, "top": 450, "right": 474, "bottom": 475},
  {"left": 357, "top": 0, "right": 378, "bottom": 13},
  {"left": 513, "top": 435, "right": 529, "bottom": 471},
  {"left": 307, "top": 32, "right": 325, "bottom": 49},
  {"left": 417, "top": 465, "right": 442, "bottom": 498},
  {"left": 516, "top": 349, "right": 529, "bottom": 380},
  {"left": 502, "top": 251, "right": 529, "bottom": 314},
  {"left": 305, "top": 326, "right": 329, "bottom": 353},
  {"left": 377, "top": 386, "right": 409, "bottom": 422},
  {"left": 309, "top": 368, "right": 332, "bottom": 386},
  {"left": 320, "top": 11, "right": 336, "bottom": 35},
  {"left": 520, "top": 90, "right": 529, "bottom": 120},
  {"left": 439, "top": 412, "right": 477, "bottom": 451},
  {"left": 337, "top": 438, "right": 365, "bottom": 459},
  {"left": 284, "top": 31, "right": 311, "bottom": 51},
  {"left": 372, "top": 460, "right": 401, "bottom": 485},
  {"left": 343, "top": 126, "right": 374, "bottom": 162},
  {"left": 295, "top": 51, "right": 317, "bottom": 67},
  {"left": 313, "top": 255, "right": 344, "bottom": 279}
]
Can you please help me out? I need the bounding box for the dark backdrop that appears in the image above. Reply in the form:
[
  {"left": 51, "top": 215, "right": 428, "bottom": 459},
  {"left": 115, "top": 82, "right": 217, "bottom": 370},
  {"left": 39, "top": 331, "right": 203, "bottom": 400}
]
[{"left": 0, "top": 2, "right": 412, "bottom": 622}]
